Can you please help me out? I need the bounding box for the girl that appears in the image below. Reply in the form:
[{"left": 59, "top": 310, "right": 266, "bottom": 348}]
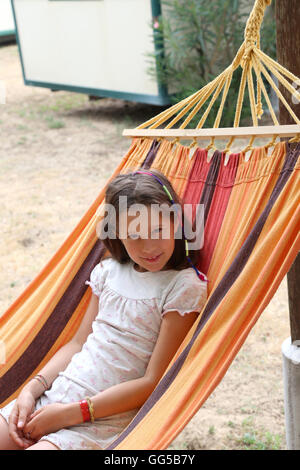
[{"left": 0, "top": 168, "right": 208, "bottom": 450}]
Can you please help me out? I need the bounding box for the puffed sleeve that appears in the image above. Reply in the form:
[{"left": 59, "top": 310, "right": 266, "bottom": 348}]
[
  {"left": 85, "top": 258, "right": 111, "bottom": 297},
  {"left": 162, "top": 269, "right": 208, "bottom": 317}
]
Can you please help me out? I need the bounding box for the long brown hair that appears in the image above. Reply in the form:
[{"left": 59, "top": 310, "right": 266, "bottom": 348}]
[{"left": 98, "top": 168, "right": 201, "bottom": 271}]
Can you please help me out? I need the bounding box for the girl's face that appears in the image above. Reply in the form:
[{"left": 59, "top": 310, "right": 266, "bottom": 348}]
[{"left": 118, "top": 205, "right": 178, "bottom": 273}]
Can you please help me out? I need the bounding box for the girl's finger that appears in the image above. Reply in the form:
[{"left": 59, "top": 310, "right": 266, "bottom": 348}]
[
  {"left": 23, "top": 420, "right": 33, "bottom": 433},
  {"left": 28, "top": 407, "right": 43, "bottom": 420},
  {"left": 8, "top": 406, "right": 19, "bottom": 427},
  {"left": 8, "top": 408, "right": 23, "bottom": 446},
  {"left": 24, "top": 431, "right": 33, "bottom": 441},
  {"left": 17, "top": 435, "right": 35, "bottom": 449},
  {"left": 23, "top": 440, "right": 37, "bottom": 450},
  {"left": 25, "top": 426, "right": 40, "bottom": 442},
  {"left": 10, "top": 427, "right": 27, "bottom": 448},
  {"left": 17, "top": 408, "right": 29, "bottom": 429}
]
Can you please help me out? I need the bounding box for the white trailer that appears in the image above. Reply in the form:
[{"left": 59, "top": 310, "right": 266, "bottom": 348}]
[
  {"left": 0, "top": 0, "right": 15, "bottom": 43},
  {"left": 11, "top": 0, "right": 169, "bottom": 105}
]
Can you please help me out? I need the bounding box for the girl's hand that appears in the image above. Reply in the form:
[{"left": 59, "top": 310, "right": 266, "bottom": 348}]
[
  {"left": 8, "top": 389, "right": 37, "bottom": 449},
  {"left": 23, "top": 403, "right": 78, "bottom": 441}
]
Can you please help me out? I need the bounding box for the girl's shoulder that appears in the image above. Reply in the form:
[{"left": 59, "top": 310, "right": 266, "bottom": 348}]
[
  {"left": 90, "top": 256, "right": 114, "bottom": 277},
  {"left": 99, "top": 256, "right": 114, "bottom": 269},
  {"left": 165, "top": 266, "right": 208, "bottom": 293},
  {"left": 85, "top": 257, "right": 114, "bottom": 296},
  {"left": 160, "top": 267, "right": 208, "bottom": 317},
  {"left": 165, "top": 267, "right": 207, "bottom": 285}
]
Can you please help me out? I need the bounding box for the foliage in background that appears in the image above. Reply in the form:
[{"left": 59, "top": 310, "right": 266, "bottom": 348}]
[{"left": 150, "top": 0, "right": 276, "bottom": 128}]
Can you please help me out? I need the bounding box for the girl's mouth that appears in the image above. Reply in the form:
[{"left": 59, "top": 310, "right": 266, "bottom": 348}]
[{"left": 143, "top": 253, "right": 162, "bottom": 263}]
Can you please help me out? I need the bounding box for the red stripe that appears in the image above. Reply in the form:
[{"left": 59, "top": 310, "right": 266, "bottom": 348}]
[
  {"left": 198, "top": 152, "right": 241, "bottom": 274},
  {"left": 182, "top": 148, "right": 210, "bottom": 221}
]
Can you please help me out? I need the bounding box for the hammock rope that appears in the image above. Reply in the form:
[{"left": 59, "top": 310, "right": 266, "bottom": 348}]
[{"left": 123, "top": 0, "right": 300, "bottom": 155}]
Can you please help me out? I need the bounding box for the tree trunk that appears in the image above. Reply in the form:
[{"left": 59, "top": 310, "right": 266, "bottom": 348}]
[{"left": 275, "top": 0, "right": 300, "bottom": 345}]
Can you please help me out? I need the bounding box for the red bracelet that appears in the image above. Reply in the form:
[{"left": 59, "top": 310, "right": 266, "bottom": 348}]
[{"left": 79, "top": 399, "right": 91, "bottom": 422}]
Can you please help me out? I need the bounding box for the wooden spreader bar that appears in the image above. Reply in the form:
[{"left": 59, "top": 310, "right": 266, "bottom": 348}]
[{"left": 123, "top": 124, "right": 300, "bottom": 140}]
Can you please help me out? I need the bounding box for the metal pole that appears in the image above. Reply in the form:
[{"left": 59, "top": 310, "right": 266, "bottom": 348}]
[{"left": 282, "top": 253, "right": 300, "bottom": 449}]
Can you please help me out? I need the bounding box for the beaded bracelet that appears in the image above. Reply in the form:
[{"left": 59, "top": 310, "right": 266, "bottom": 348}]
[
  {"left": 36, "top": 374, "right": 49, "bottom": 390},
  {"left": 79, "top": 399, "right": 91, "bottom": 422},
  {"left": 32, "top": 374, "right": 49, "bottom": 392},
  {"left": 79, "top": 398, "right": 95, "bottom": 423},
  {"left": 85, "top": 396, "right": 95, "bottom": 423}
]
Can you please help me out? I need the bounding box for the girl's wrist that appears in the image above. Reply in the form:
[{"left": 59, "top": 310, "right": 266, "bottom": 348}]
[
  {"left": 64, "top": 398, "right": 96, "bottom": 427},
  {"left": 23, "top": 378, "right": 45, "bottom": 400},
  {"left": 64, "top": 402, "right": 85, "bottom": 427}
]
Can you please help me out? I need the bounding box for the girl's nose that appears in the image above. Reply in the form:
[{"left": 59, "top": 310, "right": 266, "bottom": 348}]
[{"left": 140, "top": 238, "right": 158, "bottom": 255}]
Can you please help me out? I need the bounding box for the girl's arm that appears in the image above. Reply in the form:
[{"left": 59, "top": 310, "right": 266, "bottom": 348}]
[
  {"left": 88, "top": 310, "right": 198, "bottom": 420},
  {"left": 23, "top": 293, "right": 100, "bottom": 399},
  {"left": 11, "top": 292, "right": 100, "bottom": 447},
  {"left": 25, "top": 309, "right": 198, "bottom": 438}
]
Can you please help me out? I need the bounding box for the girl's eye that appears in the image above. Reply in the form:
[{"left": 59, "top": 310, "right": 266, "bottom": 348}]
[
  {"left": 129, "top": 234, "right": 139, "bottom": 240},
  {"left": 128, "top": 228, "right": 163, "bottom": 239},
  {"left": 152, "top": 227, "right": 163, "bottom": 237}
]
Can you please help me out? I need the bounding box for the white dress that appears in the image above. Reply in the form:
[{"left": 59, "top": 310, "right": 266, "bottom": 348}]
[{"left": 0, "top": 257, "right": 208, "bottom": 450}]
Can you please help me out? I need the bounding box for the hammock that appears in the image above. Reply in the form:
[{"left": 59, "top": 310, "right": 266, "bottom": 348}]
[{"left": 0, "top": 0, "right": 299, "bottom": 450}]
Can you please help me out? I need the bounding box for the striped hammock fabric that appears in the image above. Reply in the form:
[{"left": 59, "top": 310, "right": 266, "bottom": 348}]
[{"left": 0, "top": 138, "right": 299, "bottom": 450}]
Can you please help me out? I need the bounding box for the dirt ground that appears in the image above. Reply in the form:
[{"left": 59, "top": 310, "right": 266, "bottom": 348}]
[{"left": 0, "top": 44, "right": 292, "bottom": 450}]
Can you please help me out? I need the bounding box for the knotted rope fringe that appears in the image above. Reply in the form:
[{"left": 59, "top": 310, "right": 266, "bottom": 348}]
[{"left": 134, "top": 0, "right": 300, "bottom": 154}]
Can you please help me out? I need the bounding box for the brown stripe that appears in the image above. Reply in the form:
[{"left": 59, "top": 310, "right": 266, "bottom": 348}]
[
  {"left": 108, "top": 142, "right": 300, "bottom": 448},
  {"left": 199, "top": 150, "right": 223, "bottom": 223},
  {"left": 141, "top": 140, "right": 161, "bottom": 169},
  {"left": 0, "top": 239, "right": 106, "bottom": 404}
]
